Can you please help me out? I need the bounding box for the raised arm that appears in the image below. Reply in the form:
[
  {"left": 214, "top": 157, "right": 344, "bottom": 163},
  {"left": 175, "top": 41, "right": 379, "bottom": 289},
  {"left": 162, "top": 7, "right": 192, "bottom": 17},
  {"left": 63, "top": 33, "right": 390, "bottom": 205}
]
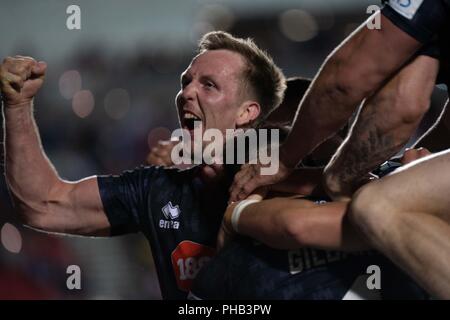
[
  {"left": 230, "top": 12, "right": 423, "bottom": 202},
  {"left": 1, "top": 56, "right": 110, "bottom": 236}
]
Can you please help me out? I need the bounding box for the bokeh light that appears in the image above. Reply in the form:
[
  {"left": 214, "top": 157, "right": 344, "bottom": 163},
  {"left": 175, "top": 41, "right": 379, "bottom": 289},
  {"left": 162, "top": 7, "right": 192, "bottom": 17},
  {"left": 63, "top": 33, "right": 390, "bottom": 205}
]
[
  {"left": 59, "top": 70, "right": 82, "bottom": 100},
  {"left": 279, "top": 9, "right": 319, "bottom": 42},
  {"left": 1, "top": 223, "right": 22, "bottom": 254},
  {"left": 72, "top": 90, "right": 95, "bottom": 118}
]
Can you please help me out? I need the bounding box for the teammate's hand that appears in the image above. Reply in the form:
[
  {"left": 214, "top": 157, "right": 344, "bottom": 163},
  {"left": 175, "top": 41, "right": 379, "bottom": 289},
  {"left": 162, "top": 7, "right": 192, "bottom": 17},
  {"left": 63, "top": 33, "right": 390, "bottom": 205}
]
[
  {"left": 400, "top": 147, "right": 432, "bottom": 165},
  {"left": 217, "top": 190, "right": 266, "bottom": 251},
  {"left": 146, "top": 140, "right": 177, "bottom": 166},
  {"left": 216, "top": 201, "right": 238, "bottom": 251},
  {"left": 0, "top": 56, "right": 47, "bottom": 108},
  {"left": 229, "top": 160, "right": 293, "bottom": 203}
]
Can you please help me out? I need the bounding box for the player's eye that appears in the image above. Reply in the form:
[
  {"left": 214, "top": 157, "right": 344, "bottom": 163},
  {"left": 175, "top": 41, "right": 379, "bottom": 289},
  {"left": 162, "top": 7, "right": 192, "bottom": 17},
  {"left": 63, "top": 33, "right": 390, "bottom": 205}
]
[{"left": 204, "top": 81, "right": 216, "bottom": 89}]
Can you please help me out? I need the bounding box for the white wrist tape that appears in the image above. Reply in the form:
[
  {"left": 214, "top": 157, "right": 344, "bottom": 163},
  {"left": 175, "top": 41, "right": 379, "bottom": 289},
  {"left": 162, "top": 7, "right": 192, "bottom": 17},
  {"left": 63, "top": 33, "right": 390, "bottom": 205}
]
[{"left": 231, "top": 199, "right": 260, "bottom": 233}]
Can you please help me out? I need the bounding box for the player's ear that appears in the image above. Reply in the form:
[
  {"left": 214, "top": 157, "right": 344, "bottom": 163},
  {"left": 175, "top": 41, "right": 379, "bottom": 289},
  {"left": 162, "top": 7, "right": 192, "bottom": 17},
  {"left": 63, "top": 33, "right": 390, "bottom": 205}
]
[{"left": 236, "top": 101, "right": 260, "bottom": 127}]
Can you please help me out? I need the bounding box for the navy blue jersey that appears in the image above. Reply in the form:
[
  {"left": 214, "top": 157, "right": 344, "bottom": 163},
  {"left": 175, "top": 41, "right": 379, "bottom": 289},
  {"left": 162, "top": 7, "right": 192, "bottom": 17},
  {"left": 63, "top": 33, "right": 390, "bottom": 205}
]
[
  {"left": 190, "top": 162, "right": 427, "bottom": 300},
  {"left": 381, "top": 0, "right": 449, "bottom": 44},
  {"left": 381, "top": 0, "right": 450, "bottom": 85},
  {"left": 97, "top": 163, "right": 426, "bottom": 300},
  {"left": 98, "top": 165, "right": 231, "bottom": 299},
  {"left": 190, "top": 238, "right": 427, "bottom": 300}
]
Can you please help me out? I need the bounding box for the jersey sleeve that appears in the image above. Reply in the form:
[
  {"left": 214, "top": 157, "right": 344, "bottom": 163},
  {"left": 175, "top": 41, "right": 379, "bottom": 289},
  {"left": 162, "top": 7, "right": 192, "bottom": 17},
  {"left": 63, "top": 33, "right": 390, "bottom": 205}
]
[
  {"left": 96, "top": 166, "right": 161, "bottom": 236},
  {"left": 381, "top": 0, "right": 449, "bottom": 43}
]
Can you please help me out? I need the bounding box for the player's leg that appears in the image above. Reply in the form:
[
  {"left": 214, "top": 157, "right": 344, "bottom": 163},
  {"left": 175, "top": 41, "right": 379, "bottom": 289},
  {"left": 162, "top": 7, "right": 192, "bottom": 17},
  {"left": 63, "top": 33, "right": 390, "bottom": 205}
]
[{"left": 349, "top": 149, "right": 450, "bottom": 298}]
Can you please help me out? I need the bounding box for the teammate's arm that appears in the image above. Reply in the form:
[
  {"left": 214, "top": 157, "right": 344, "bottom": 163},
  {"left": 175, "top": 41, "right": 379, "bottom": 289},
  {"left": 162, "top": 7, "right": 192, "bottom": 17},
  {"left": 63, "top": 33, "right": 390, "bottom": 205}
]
[
  {"left": 230, "top": 13, "right": 423, "bottom": 202},
  {"left": 219, "top": 197, "right": 367, "bottom": 252},
  {"left": 268, "top": 168, "right": 324, "bottom": 196},
  {"left": 1, "top": 56, "right": 110, "bottom": 236}
]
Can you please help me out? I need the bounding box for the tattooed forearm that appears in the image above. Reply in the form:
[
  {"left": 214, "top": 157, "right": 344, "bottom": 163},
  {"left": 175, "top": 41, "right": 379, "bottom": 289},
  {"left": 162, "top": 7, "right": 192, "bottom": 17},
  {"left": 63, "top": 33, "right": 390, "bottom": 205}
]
[
  {"left": 336, "top": 123, "right": 398, "bottom": 184},
  {"left": 323, "top": 54, "right": 437, "bottom": 200},
  {"left": 324, "top": 105, "right": 413, "bottom": 198}
]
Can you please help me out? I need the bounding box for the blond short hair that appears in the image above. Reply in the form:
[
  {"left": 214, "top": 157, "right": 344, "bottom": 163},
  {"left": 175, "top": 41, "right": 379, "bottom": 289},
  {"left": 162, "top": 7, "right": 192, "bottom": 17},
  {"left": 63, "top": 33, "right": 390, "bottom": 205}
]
[{"left": 198, "top": 31, "right": 286, "bottom": 124}]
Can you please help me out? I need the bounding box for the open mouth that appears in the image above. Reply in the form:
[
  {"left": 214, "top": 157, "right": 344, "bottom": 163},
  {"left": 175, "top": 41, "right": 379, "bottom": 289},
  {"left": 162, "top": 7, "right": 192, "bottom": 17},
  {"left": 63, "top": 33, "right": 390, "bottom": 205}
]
[{"left": 183, "top": 111, "right": 202, "bottom": 131}]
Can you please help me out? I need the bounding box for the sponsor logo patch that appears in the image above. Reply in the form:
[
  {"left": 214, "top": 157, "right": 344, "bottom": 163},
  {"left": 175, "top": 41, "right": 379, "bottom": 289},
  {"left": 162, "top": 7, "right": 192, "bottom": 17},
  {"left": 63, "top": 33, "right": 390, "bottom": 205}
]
[
  {"left": 388, "top": 0, "right": 424, "bottom": 20},
  {"left": 171, "top": 241, "right": 215, "bottom": 292},
  {"left": 159, "top": 201, "right": 181, "bottom": 229}
]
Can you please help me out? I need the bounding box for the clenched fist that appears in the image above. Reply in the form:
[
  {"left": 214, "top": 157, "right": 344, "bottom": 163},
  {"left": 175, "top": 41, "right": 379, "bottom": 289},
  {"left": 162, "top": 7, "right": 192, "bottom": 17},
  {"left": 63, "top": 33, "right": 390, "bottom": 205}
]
[{"left": 0, "top": 56, "right": 47, "bottom": 107}]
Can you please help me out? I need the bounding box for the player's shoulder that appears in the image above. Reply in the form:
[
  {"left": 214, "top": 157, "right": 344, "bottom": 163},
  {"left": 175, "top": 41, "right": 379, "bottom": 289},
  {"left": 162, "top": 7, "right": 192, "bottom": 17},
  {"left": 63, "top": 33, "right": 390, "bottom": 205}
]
[
  {"left": 146, "top": 165, "right": 202, "bottom": 187},
  {"left": 99, "top": 164, "right": 202, "bottom": 194},
  {"left": 121, "top": 164, "right": 200, "bottom": 178},
  {"left": 153, "top": 164, "right": 202, "bottom": 184}
]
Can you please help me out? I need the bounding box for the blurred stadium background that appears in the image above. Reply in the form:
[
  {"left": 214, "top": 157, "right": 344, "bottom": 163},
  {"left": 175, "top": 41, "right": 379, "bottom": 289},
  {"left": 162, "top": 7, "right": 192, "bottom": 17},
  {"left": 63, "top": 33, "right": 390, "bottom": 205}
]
[{"left": 0, "top": 0, "right": 447, "bottom": 299}]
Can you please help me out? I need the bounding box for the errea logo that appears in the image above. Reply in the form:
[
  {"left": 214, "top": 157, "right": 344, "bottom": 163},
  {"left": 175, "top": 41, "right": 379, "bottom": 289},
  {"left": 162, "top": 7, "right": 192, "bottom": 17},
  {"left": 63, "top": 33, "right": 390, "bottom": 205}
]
[
  {"left": 163, "top": 201, "right": 181, "bottom": 219},
  {"left": 159, "top": 201, "right": 181, "bottom": 229}
]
